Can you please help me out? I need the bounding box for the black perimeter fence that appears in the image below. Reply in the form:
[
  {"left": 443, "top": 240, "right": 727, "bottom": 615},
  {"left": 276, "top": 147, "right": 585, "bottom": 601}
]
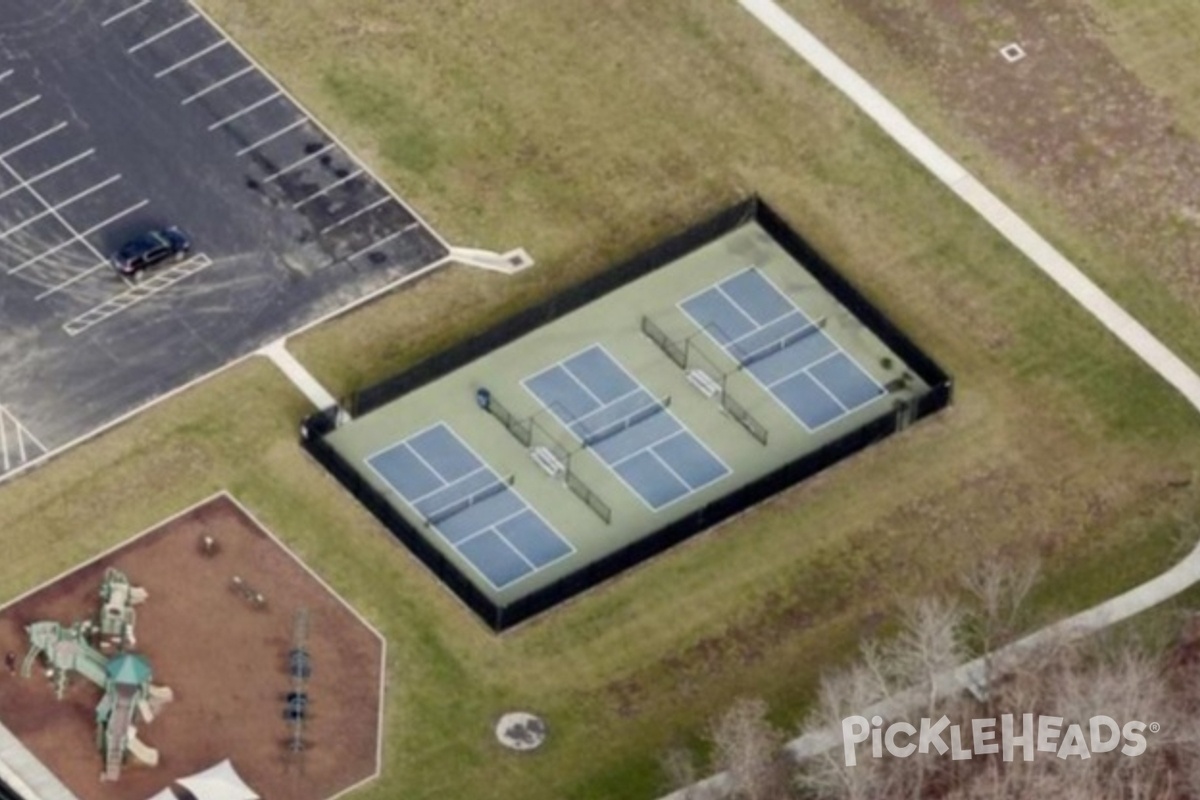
[
  {"left": 301, "top": 196, "right": 953, "bottom": 632},
  {"left": 0, "top": 778, "right": 22, "bottom": 800}
]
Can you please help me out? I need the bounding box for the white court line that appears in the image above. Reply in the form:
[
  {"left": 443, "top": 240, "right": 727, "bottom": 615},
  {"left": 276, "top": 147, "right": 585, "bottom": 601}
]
[
  {"left": 569, "top": 386, "right": 644, "bottom": 429},
  {"left": 235, "top": 118, "right": 306, "bottom": 156},
  {"left": 127, "top": 13, "right": 199, "bottom": 54},
  {"left": 0, "top": 95, "right": 40, "bottom": 124},
  {"left": 408, "top": 466, "right": 489, "bottom": 507},
  {"left": 609, "top": 428, "right": 688, "bottom": 470},
  {"left": 0, "top": 175, "right": 121, "bottom": 240},
  {"left": 9, "top": 200, "right": 147, "bottom": 274},
  {"left": 0, "top": 122, "right": 67, "bottom": 160},
  {"left": 343, "top": 223, "right": 419, "bottom": 263},
  {"left": 154, "top": 39, "right": 228, "bottom": 78},
  {"left": 34, "top": 261, "right": 110, "bottom": 300},
  {"left": 318, "top": 196, "right": 391, "bottom": 235},
  {"left": 207, "top": 91, "right": 282, "bottom": 131},
  {"left": 181, "top": 65, "right": 254, "bottom": 105},
  {"left": 101, "top": 0, "right": 154, "bottom": 27},
  {"left": 292, "top": 169, "right": 363, "bottom": 208},
  {"left": 262, "top": 142, "right": 334, "bottom": 182},
  {"left": 648, "top": 447, "right": 692, "bottom": 492},
  {"left": 0, "top": 70, "right": 13, "bottom": 84}
]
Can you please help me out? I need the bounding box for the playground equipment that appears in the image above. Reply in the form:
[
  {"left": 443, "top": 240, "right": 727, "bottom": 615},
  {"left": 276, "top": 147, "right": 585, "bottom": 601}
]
[
  {"left": 21, "top": 568, "right": 172, "bottom": 782},
  {"left": 98, "top": 568, "right": 148, "bottom": 647},
  {"left": 230, "top": 575, "right": 267, "bottom": 609},
  {"left": 283, "top": 609, "right": 311, "bottom": 767}
]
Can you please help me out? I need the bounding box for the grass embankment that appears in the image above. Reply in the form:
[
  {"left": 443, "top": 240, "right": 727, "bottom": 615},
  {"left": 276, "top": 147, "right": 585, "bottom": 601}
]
[{"left": 2, "top": 2, "right": 1200, "bottom": 797}]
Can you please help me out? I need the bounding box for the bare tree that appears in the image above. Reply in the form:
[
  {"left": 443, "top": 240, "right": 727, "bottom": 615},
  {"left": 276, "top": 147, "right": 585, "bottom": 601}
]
[
  {"left": 880, "top": 597, "right": 967, "bottom": 708},
  {"left": 962, "top": 558, "right": 1040, "bottom": 704},
  {"left": 708, "top": 697, "right": 792, "bottom": 800},
  {"left": 793, "top": 661, "right": 900, "bottom": 800}
]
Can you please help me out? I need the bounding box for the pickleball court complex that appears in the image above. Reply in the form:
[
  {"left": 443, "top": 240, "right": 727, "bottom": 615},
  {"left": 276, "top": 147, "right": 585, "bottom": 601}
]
[{"left": 302, "top": 199, "right": 951, "bottom": 630}]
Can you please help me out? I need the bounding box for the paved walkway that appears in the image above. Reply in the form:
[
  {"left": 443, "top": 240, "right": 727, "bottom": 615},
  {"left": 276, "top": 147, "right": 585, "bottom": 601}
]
[
  {"left": 658, "top": 2, "right": 1200, "bottom": 797},
  {"left": 257, "top": 339, "right": 339, "bottom": 412}
]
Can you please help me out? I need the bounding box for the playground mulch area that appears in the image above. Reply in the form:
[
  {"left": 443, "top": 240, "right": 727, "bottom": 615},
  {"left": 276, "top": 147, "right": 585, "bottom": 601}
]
[{"left": 0, "top": 494, "right": 384, "bottom": 800}]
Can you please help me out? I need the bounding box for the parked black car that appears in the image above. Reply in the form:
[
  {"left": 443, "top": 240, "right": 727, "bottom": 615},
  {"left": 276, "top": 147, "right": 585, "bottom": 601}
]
[{"left": 110, "top": 227, "right": 191, "bottom": 277}]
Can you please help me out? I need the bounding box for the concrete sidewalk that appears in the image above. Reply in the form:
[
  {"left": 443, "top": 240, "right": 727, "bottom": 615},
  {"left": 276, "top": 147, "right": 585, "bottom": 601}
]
[
  {"left": 657, "top": 2, "right": 1200, "bottom": 798},
  {"left": 257, "top": 339, "right": 338, "bottom": 412}
]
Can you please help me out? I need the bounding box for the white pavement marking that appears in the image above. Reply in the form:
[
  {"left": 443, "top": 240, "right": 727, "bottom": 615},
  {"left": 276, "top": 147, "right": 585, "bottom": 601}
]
[
  {"left": 0, "top": 175, "right": 121, "bottom": 240},
  {"left": 0, "top": 150, "right": 95, "bottom": 203},
  {"left": 655, "top": 5, "right": 1200, "bottom": 798},
  {"left": 343, "top": 222, "right": 419, "bottom": 263},
  {"left": 184, "top": 0, "right": 452, "bottom": 251},
  {"left": 0, "top": 251, "right": 453, "bottom": 485},
  {"left": 13, "top": 149, "right": 95, "bottom": 192},
  {"left": 8, "top": 200, "right": 147, "bottom": 274},
  {"left": 0, "top": 122, "right": 67, "bottom": 160},
  {"left": 0, "top": 138, "right": 117, "bottom": 274},
  {"left": 127, "top": 13, "right": 199, "bottom": 54},
  {"left": 154, "top": 39, "right": 228, "bottom": 78},
  {"left": 319, "top": 196, "right": 391, "bottom": 235},
  {"left": 206, "top": 91, "right": 282, "bottom": 130},
  {"left": 235, "top": 117, "right": 306, "bottom": 156},
  {"left": 62, "top": 254, "right": 212, "bottom": 333},
  {"left": 34, "top": 261, "right": 110, "bottom": 300},
  {"left": 180, "top": 64, "right": 254, "bottom": 105},
  {"left": 0, "top": 95, "right": 40, "bottom": 123},
  {"left": 102, "top": 0, "right": 154, "bottom": 27},
  {"left": 0, "top": 405, "right": 48, "bottom": 473},
  {"left": 292, "top": 168, "right": 363, "bottom": 208},
  {"left": 258, "top": 339, "right": 338, "bottom": 410},
  {"left": 262, "top": 142, "right": 334, "bottom": 182},
  {"left": 0, "top": 70, "right": 13, "bottom": 83}
]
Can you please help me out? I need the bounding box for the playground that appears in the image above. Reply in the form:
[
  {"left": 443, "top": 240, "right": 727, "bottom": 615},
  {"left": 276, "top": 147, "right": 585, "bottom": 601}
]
[{"left": 0, "top": 495, "right": 384, "bottom": 800}]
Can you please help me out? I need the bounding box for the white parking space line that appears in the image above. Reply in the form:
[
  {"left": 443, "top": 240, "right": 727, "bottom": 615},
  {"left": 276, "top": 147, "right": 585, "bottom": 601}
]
[
  {"left": 0, "top": 122, "right": 67, "bottom": 160},
  {"left": 154, "top": 39, "right": 229, "bottom": 78},
  {"left": 292, "top": 169, "right": 363, "bottom": 209},
  {"left": 180, "top": 65, "right": 254, "bottom": 105},
  {"left": 9, "top": 200, "right": 148, "bottom": 275},
  {"left": 127, "top": 13, "right": 200, "bottom": 54},
  {"left": 0, "top": 151, "right": 93, "bottom": 203},
  {"left": 102, "top": 0, "right": 155, "bottom": 27},
  {"left": 0, "top": 95, "right": 40, "bottom": 124},
  {"left": 206, "top": 91, "right": 282, "bottom": 130},
  {"left": 28, "top": 148, "right": 96, "bottom": 183},
  {"left": 344, "top": 222, "right": 420, "bottom": 263},
  {"left": 34, "top": 261, "right": 111, "bottom": 300},
  {"left": 262, "top": 143, "right": 334, "bottom": 182},
  {"left": 0, "top": 70, "right": 13, "bottom": 84},
  {"left": 0, "top": 149, "right": 92, "bottom": 205},
  {"left": 319, "top": 197, "right": 392, "bottom": 235},
  {"left": 0, "top": 405, "right": 47, "bottom": 472},
  {"left": 235, "top": 118, "right": 307, "bottom": 156},
  {"left": 0, "top": 175, "right": 122, "bottom": 240}
]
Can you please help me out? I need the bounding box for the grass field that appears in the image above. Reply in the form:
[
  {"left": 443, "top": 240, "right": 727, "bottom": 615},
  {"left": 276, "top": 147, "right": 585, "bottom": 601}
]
[{"left": 2, "top": 1, "right": 1200, "bottom": 798}]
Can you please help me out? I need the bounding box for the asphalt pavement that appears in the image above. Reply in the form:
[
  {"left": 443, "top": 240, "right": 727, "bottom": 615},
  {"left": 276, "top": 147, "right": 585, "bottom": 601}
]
[{"left": 0, "top": 0, "right": 450, "bottom": 478}]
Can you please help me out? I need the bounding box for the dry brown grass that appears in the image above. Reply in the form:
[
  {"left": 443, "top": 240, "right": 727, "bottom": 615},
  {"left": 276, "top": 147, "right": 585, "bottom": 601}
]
[{"left": 1, "top": 1, "right": 1199, "bottom": 797}]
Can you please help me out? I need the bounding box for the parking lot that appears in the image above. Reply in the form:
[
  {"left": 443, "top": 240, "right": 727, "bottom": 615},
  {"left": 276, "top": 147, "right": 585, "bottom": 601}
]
[{"left": 0, "top": 0, "right": 452, "bottom": 478}]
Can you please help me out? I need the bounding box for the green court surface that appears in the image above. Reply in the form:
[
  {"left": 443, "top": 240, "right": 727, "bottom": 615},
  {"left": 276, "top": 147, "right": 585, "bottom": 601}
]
[{"left": 323, "top": 218, "right": 934, "bottom": 609}]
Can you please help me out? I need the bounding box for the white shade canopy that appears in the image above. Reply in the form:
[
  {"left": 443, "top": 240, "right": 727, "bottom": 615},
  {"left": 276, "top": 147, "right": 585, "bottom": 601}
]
[{"left": 175, "top": 760, "right": 259, "bottom": 800}]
